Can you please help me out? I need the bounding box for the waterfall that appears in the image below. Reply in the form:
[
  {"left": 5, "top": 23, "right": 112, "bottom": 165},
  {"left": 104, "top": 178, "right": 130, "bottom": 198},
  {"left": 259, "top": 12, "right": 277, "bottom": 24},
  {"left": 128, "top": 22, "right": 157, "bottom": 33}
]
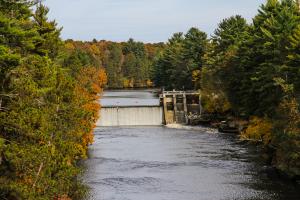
[{"left": 97, "top": 106, "right": 163, "bottom": 126}]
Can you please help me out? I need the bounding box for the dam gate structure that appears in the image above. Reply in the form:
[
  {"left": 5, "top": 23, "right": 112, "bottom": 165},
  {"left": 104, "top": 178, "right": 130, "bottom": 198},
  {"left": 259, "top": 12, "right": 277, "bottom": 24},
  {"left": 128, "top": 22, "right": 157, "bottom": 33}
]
[{"left": 160, "top": 91, "right": 202, "bottom": 125}]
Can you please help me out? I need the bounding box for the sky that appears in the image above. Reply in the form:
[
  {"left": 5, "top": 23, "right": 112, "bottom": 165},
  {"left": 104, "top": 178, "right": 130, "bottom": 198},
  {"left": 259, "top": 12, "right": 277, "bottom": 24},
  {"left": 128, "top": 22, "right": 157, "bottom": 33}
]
[{"left": 44, "top": 0, "right": 266, "bottom": 43}]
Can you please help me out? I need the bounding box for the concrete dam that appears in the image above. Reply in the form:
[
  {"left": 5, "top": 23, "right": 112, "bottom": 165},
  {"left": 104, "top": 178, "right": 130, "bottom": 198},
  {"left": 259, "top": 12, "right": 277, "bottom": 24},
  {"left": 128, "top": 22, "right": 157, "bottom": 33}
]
[
  {"left": 97, "top": 90, "right": 201, "bottom": 126},
  {"left": 98, "top": 106, "right": 163, "bottom": 126},
  {"left": 97, "top": 90, "right": 163, "bottom": 126}
]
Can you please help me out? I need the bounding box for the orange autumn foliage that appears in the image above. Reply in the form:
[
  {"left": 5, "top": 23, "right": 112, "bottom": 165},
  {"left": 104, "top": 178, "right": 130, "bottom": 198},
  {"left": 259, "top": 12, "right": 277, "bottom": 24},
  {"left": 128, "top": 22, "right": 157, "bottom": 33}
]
[
  {"left": 54, "top": 195, "right": 72, "bottom": 200},
  {"left": 74, "top": 67, "right": 107, "bottom": 153}
]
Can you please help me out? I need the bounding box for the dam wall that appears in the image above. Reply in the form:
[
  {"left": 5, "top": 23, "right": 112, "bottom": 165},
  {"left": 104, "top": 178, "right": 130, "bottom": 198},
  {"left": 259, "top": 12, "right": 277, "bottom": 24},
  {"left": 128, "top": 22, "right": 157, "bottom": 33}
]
[{"left": 97, "top": 106, "right": 163, "bottom": 126}]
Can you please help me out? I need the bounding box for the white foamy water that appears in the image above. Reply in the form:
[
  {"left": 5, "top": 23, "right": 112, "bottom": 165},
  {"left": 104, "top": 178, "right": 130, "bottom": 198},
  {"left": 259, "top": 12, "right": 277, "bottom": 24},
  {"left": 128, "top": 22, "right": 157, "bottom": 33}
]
[{"left": 165, "top": 124, "right": 217, "bottom": 133}]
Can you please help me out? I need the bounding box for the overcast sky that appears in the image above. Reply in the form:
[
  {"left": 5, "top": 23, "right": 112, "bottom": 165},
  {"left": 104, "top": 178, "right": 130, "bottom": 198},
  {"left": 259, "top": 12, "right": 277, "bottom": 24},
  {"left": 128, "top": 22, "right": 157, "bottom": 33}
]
[{"left": 44, "top": 0, "right": 266, "bottom": 43}]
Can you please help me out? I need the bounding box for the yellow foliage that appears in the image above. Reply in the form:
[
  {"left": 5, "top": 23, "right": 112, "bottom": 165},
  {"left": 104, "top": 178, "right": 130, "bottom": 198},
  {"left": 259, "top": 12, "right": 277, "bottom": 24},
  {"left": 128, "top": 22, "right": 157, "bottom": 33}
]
[
  {"left": 75, "top": 143, "right": 88, "bottom": 159},
  {"left": 240, "top": 117, "right": 272, "bottom": 145},
  {"left": 278, "top": 98, "right": 300, "bottom": 136},
  {"left": 90, "top": 44, "right": 100, "bottom": 55},
  {"left": 64, "top": 42, "right": 75, "bottom": 50},
  {"left": 123, "top": 78, "right": 134, "bottom": 88},
  {"left": 192, "top": 70, "right": 201, "bottom": 82},
  {"left": 123, "top": 78, "right": 130, "bottom": 88},
  {"left": 202, "top": 91, "right": 231, "bottom": 114},
  {"left": 146, "top": 79, "right": 153, "bottom": 87}
]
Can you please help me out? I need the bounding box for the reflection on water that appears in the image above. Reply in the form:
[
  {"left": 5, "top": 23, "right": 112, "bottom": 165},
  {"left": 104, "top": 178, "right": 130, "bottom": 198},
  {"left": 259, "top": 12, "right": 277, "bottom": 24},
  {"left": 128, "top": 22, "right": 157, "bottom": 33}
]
[{"left": 84, "top": 127, "right": 300, "bottom": 200}]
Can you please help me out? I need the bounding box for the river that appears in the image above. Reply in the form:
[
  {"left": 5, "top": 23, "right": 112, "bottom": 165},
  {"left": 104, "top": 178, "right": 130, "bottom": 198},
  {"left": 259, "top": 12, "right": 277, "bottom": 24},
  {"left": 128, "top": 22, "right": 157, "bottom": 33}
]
[{"left": 84, "top": 90, "right": 300, "bottom": 200}]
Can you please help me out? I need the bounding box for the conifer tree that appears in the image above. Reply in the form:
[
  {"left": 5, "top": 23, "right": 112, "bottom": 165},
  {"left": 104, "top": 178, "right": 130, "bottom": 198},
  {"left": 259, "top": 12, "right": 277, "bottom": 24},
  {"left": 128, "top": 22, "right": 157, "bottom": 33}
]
[
  {"left": 227, "top": 0, "right": 300, "bottom": 116},
  {"left": 154, "top": 28, "right": 207, "bottom": 90}
]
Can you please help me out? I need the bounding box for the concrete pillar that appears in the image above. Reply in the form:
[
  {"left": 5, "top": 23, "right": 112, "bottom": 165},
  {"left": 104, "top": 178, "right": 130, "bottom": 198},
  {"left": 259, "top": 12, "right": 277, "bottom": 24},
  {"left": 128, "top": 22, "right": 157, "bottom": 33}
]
[
  {"left": 173, "top": 94, "right": 177, "bottom": 123},
  {"left": 162, "top": 93, "right": 168, "bottom": 125},
  {"left": 199, "top": 91, "right": 202, "bottom": 117},
  {"left": 183, "top": 93, "right": 188, "bottom": 124}
]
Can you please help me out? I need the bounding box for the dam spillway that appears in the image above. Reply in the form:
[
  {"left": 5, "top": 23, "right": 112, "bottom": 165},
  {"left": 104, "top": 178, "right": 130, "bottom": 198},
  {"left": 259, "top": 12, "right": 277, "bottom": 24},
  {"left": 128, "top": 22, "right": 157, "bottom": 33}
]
[
  {"left": 97, "top": 90, "right": 163, "bottom": 126},
  {"left": 97, "top": 106, "right": 163, "bottom": 126}
]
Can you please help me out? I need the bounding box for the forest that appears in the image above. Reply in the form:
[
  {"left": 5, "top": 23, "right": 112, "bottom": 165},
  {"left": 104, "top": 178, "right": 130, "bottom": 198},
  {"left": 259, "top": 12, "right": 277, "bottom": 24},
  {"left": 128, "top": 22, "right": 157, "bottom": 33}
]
[
  {"left": 65, "top": 39, "right": 164, "bottom": 89},
  {"left": 0, "top": 1, "right": 107, "bottom": 199},
  {"left": 153, "top": 0, "right": 300, "bottom": 179},
  {"left": 0, "top": 0, "right": 300, "bottom": 199}
]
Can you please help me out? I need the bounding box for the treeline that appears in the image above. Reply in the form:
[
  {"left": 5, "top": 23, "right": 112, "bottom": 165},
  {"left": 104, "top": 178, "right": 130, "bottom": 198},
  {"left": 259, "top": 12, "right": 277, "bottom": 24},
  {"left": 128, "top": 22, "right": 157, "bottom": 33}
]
[
  {"left": 0, "top": 1, "right": 106, "bottom": 199},
  {"left": 65, "top": 39, "right": 164, "bottom": 89},
  {"left": 154, "top": 0, "right": 300, "bottom": 178}
]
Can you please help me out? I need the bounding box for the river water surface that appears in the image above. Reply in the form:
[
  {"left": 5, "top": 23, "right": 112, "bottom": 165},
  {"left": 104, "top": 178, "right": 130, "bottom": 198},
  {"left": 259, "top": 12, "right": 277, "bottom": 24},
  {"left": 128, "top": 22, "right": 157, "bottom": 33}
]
[{"left": 84, "top": 90, "right": 299, "bottom": 200}]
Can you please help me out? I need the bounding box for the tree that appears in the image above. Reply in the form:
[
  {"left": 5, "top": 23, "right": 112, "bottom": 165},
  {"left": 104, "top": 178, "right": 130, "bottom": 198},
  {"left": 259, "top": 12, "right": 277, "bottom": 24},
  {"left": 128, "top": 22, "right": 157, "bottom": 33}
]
[
  {"left": 105, "top": 43, "right": 123, "bottom": 88},
  {"left": 153, "top": 32, "right": 185, "bottom": 89},
  {"left": 33, "top": 3, "right": 62, "bottom": 59},
  {"left": 227, "top": 0, "right": 300, "bottom": 117},
  {"left": 201, "top": 15, "right": 249, "bottom": 115},
  {"left": 123, "top": 38, "right": 146, "bottom": 58},
  {"left": 154, "top": 28, "right": 207, "bottom": 90}
]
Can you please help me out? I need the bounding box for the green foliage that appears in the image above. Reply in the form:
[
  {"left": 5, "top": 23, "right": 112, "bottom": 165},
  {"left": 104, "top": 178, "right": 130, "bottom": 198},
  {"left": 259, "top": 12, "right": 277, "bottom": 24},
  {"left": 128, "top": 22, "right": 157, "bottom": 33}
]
[
  {"left": 200, "top": 15, "right": 249, "bottom": 115},
  {"left": 212, "top": 15, "right": 248, "bottom": 54},
  {"left": 226, "top": 0, "right": 300, "bottom": 117},
  {"left": 154, "top": 28, "right": 208, "bottom": 90},
  {"left": 33, "top": 3, "right": 62, "bottom": 59},
  {"left": 206, "top": 0, "right": 300, "bottom": 177},
  {"left": 105, "top": 43, "right": 123, "bottom": 88},
  {"left": 0, "top": 1, "right": 106, "bottom": 199}
]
